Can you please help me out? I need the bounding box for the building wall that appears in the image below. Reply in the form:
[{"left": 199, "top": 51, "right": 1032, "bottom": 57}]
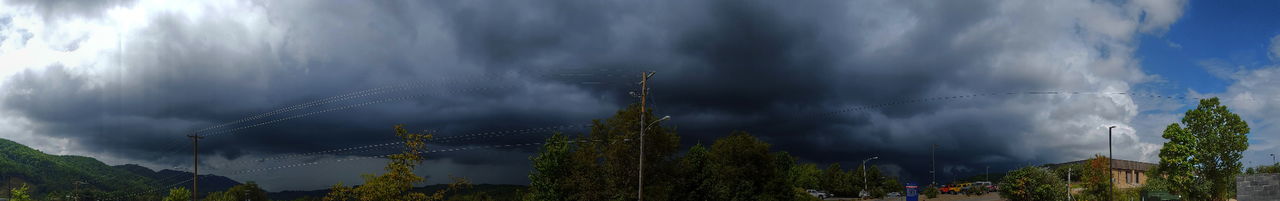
[
  {"left": 1237, "top": 173, "right": 1280, "bottom": 201},
  {"left": 1110, "top": 169, "right": 1148, "bottom": 189}
]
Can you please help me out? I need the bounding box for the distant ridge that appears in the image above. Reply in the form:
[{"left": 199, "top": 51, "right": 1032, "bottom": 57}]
[{"left": 0, "top": 138, "right": 240, "bottom": 199}]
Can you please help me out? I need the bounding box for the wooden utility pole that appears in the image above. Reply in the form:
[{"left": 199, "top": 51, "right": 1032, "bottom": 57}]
[
  {"left": 73, "top": 180, "right": 85, "bottom": 201},
  {"left": 636, "top": 71, "right": 654, "bottom": 201},
  {"left": 188, "top": 133, "right": 203, "bottom": 201}
]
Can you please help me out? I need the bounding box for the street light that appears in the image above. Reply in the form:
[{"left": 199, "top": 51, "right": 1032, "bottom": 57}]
[
  {"left": 932, "top": 144, "right": 938, "bottom": 187},
  {"left": 862, "top": 156, "right": 879, "bottom": 197},
  {"left": 1108, "top": 126, "right": 1116, "bottom": 201},
  {"left": 638, "top": 115, "right": 670, "bottom": 201}
]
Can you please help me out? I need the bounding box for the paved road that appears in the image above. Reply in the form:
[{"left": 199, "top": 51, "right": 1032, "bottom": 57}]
[{"left": 827, "top": 193, "right": 1005, "bottom": 201}]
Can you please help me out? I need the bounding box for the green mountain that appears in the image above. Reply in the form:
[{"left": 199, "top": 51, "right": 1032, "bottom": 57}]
[
  {"left": 0, "top": 138, "right": 240, "bottom": 200},
  {"left": 0, "top": 138, "right": 160, "bottom": 199}
]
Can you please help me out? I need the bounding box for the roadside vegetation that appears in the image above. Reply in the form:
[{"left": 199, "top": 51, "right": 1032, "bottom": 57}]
[
  {"left": 525, "top": 104, "right": 904, "bottom": 200},
  {"left": 999, "top": 97, "right": 1251, "bottom": 201},
  {"left": 1245, "top": 163, "right": 1280, "bottom": 174}
]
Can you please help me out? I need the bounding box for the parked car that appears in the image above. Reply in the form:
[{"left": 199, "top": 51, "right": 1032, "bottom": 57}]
[
  {"left": 939, "top": 184, "right": 958, "bottom": 194},
  {"left": 806, "top": 189, "right": 831, "bottom": 199},
  {"left": 887, "top": 192, "right": 902, "bottom": 197},
  {"left": 973, "top": 181, "right": 996, "bottom": 192}
]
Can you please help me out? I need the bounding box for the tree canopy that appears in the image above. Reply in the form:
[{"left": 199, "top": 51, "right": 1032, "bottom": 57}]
[
  {"left": 523, "top": 104, "right": 905, "bottom": 201},
  {"left": 1157, "top": 97, "right": 1249, "bottom": 201},
  {"left": 322, "top": 125, "right": 470, "bottom": 201}
]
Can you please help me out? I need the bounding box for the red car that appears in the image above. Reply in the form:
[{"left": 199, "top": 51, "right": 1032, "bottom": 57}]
[{"left": 939, "top": 184, "right": 959, "bottom": 194}]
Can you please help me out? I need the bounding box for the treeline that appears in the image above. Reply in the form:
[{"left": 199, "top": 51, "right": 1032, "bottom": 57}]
[
  {"left": 96, "top": 103, "right": 917, "bottom": 201},
  {"left": 525, "top": 104, "right": 901, "bottom": 201},
  {"left": 998, "top": 98, "right": 1251, "bottom": 201},
  {"left": 1244, "top": 163, "right": 1280, "bottom": 174},
  {"left": 0, "top": 138, "right": 159, "bottom": 200}
]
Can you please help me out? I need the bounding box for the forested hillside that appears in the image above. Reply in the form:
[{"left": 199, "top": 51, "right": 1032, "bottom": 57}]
[
  {"left": 0, "top": 138, "right": 159, "bottom": 199},
  {"left": 0, "top": 138, "right": 239, "bottom": 200}
]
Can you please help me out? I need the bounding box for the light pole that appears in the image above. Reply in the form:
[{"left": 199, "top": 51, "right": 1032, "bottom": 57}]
[
  {"left": 1108, "top": 126, "right": 1116, "bottom": 201},
  {"left": 1067, "top": 167, "right": 1073, "bottom": 201},
  {"left": 638, "top": 115, "right": 669, "bottom": 201},
  {"left": 862, "top": 156, "right": 879, "bottom": 197},
  {"left": 932, "top": 144, "right": 938, "bottom": 187}
]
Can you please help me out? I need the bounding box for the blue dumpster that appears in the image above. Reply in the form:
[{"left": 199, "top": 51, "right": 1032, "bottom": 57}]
[{"left": 905, "top": 182, "right": 919, "bottom": 201}]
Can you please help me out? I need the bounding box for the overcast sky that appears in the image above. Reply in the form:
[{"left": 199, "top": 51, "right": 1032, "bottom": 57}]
[{"left": 2, "top": 0, "right": 1279, "bottom": 191}]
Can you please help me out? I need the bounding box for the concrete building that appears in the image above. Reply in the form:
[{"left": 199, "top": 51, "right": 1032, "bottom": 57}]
[{"left": 1050, "top": 158, "right": 1156, "bottom": 189}]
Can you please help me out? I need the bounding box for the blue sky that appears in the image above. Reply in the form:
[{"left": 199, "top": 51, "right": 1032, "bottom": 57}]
[
  {"left": 1136, "top": 0, "right": 1280, "bottom": 166},
  {"left": 1138, "top": 0, "right": 1280, "bottom": 94}
]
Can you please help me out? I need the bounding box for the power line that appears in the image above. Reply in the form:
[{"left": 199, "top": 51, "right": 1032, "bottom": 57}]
[
  {"left": 219, "top": 138, "right": 628, "bottom": 176},
  {"left": 193, "top": 73, "right": 515, "bottom": 134},
  {"left": 195, "top": 69, "right": 627, "bottom": 135},
  {"left": 198, "top": 84, "right": 518, "bottom": 138},
  {"left": 208, "top": 123, "right": 590, "bottom": 172}
]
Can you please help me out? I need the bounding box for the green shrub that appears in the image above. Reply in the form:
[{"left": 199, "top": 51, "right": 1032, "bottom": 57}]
[
  {"left": 793, "top": 188, "right": 823, "bottom": 201},
  {"left": 999, "top": 166, "right": 1066, "bottom": 201},
  {"left": 923, "top": 186, "right": 939, "bottom": 198},
  {"left": 963, "top": 185, "right": 985, "bottom": 196},
  {"left": 10, "top": 184, "right": 33, "bottom": 201}
]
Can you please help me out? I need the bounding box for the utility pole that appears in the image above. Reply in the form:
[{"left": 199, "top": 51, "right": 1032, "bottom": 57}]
[
  {"left": 188, "top": 133, "right": 204, "bottom": 201},
  {"left": 1067, "top": 167, "right": 1072, "bottom": 201},
  {"left": 636, "top": 71, "right": 654, "bottom": 201},
  {"left": 931, "top": 144, "right": 938, "bottom": 187},
  {"left": 1107, "top": 126, "right": 1115, "bottom": 201}
]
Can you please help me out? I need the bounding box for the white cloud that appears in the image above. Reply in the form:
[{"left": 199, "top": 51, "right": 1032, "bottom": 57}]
[
  {"left": 818, "top": 0, "right": 1184, "bottom": 166},
  {"left": 1270, "top": 35, "right": 1280, "bottom": 61},
  {"left": 1193, "top": 34, "right": 1280, "bottom": 167}
]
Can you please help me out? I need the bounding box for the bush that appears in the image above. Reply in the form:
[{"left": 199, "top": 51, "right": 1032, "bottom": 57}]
[
  {"left": 793, "top": 188, "right": 823, "bottom": 201},
  {"left": 963, "top": 185, "right": 985, "bottom": 196},
  {"left": 9, "top": 184, "right": 32, "bottom": 201},
  {"left": 999, "top": 166, "right": 1066, "bottom": 201},
  {"left": 923, "top": 186, "right": 939, "bottom": 198}
]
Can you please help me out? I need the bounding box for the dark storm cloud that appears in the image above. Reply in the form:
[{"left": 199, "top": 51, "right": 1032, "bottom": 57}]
[{"left": 1, "top": 0, "right": 1185, "bottom": 186}]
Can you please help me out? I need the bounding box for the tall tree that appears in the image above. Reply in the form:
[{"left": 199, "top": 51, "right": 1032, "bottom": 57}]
[
  {"left": 9, "top": 184, "right": 32, "bottom": 201},
  {"left": 706, "top": 131, "right": 790, "bottom": 201},
  {"left": 1081, "top": 155, "right": 1112, "bottom": 200},
  {"left": 323, "top": 125, "right": 470, "bottom": 201},
  {"left": 526, "top": 133, "right": 571, "bottom": 201},
  {"left": 672, "top": 143, "right": 714, "bottom": 201},
  {"left": 789, "top": 163, "right": 822, "bottom": 190},
  {"left": 162, "top": 187, "right": 191, "bottom": 201},
  {"left": 1157, "top": 97, "right": 1249, "bottom": 201},
  {"left": 205, "top": 181, "right": 269, "bottom": 201},
  {"left": 528, "top": 104, "right": 680, "bottom": 201},
  {"left": 861, "top": 166, "right": 885, "bottom": 198}
]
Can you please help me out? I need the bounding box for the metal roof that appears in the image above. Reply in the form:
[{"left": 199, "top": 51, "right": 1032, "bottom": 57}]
[{"left": 1047, "top": 158, "right": 1156, "bottom": 171}]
